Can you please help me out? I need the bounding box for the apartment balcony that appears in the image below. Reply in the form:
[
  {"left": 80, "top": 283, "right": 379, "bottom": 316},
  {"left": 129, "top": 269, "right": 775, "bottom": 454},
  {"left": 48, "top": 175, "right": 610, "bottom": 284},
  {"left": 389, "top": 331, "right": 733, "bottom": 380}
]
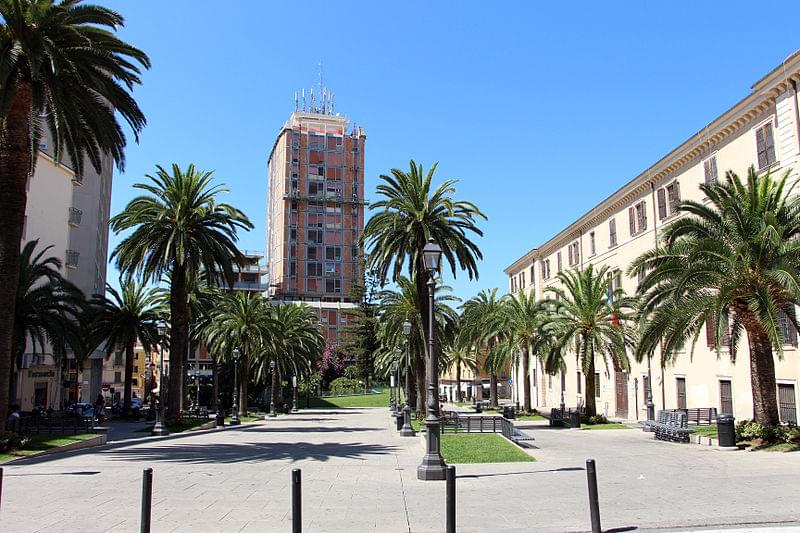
[
  {"left": 232, "top": 281, "right": 268, "bottom": 291},
  {"left": 68, "top": 207, "right": 83, "bottom": 227},
  {"left": 235, "top": 263, "right": 269, "bottom": 274},
  {"left": 65, "top": 250, "right": 80, "bottom": 269}
]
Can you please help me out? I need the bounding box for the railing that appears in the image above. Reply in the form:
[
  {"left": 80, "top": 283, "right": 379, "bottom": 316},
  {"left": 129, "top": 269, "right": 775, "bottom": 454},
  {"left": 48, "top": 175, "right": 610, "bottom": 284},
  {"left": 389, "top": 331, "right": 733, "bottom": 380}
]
[
  {"left": 440, "top": 414, "right": 513, "bottom": 438},
  {"left": 68, "top": 207, "right": 83, "bottom": 227},
  {"left": 232, "top": 281, "right": 267, "bottom": 291}
]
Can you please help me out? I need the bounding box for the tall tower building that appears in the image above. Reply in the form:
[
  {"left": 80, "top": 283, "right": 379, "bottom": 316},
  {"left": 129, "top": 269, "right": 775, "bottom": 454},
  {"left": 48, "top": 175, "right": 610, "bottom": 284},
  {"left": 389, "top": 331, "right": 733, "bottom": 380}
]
[{"left": 266, "top": 90, "right": 366, "bottom": 344}]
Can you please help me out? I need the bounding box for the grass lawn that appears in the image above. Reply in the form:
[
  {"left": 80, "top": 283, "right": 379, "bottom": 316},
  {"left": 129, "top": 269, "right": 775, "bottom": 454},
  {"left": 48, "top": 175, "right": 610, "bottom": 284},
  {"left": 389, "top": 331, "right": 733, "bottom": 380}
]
[
  {"left": 691, "top": 425, "right": 719, "bottom": 438},
  {"left": 515, "top": 414, "right": 546, "bottom": 422},
  {"left": 758, "top": 442, "right": 800, "bottom": 452},
  {"left": 309, "top": 390, "right": 390, "bottom": 408},
  {"left": 441, "top": 433, "right": 535, "bottom": 464},
  {"left": 224, "top": 414, "right": 262, "bottom": 424},
  {"left": 0, "top": 433, "right": 97, "bottom": 463},
  {"left": 581, "top": 423, "right": 630, "bottom": 430}
]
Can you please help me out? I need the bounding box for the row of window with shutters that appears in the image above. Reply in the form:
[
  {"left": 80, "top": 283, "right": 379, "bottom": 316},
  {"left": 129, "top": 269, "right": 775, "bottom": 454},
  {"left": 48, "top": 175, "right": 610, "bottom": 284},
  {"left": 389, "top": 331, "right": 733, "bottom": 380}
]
[{"left": 704, "top": 309, "right": 798, "bottom": 348}]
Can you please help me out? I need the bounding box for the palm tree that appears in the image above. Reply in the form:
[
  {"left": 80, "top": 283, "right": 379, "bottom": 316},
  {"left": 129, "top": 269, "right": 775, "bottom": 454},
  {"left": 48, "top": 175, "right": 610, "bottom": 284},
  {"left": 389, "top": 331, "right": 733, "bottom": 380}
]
[
  {"left": 110, "top": 164, "right": 253, "bottom": 419},
  {"left": 460, "top": 289, "right": 507, "bottom": 407},
  {"left": 361, "top": 161, "right": 485, "bottom": 396},
  {"left": 89, "top": 281, "right": 159, "bottom": 414},
  {"left": 501, "top": 290, "right": 545, "bottom": 412},
  {"left": 539, "top": 265, "right": 633, "bottom": 416},
  {"left": 251, "top": 304, "right": 323, "bottom": 413},
  {"left": 12, "top": 240, "right": 85, "bottom": 405},
  {"left": 375, "top": 276, "right": 458, "bottom": 413},
  {"left": 443, "top": 331, "right": 477, "bottom": 404},
  {"left": 0, "top": 0, "right": 149, "bottom": 422},
  {"left": 202, "top": 292, "right": 272, "bottom": 416},
  {"left": 631, "top": 167, "right": 800, "bottom": 426}
]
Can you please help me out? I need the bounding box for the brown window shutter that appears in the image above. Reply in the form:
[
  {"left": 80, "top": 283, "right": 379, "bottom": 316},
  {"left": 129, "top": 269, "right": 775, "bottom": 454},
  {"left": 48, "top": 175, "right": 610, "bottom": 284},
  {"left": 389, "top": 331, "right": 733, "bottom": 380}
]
[
  {"left": 657, "top": 188, "right": 667, "bottom": 219},
  {"left": 629, "top": 207, "right": 636, "bottom": 235},
  {"left": 706, "top": 316, "right": 716, "bottom": 349},
  {"left": 640, "top": 202, "right": 647, "bottom": 230}
]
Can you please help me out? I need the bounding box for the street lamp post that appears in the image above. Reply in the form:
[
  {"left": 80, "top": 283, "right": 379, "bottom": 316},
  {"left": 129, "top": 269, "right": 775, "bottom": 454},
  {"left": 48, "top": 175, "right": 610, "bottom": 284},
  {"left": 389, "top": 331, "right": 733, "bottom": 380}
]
[
  {"left": 389, "top": 358, "right": 396, "bottom": 412},
  {"left": 269, "top": 360, "right": 277, "bottom": 418},
  {"left": 152, "top": 321, "right": 170, "bottom": 436},
  {"left": 644, "top": 352, "right": 655, "bottom": 431},
  {"left": 400, "top": 319, "right": 415, "bottom": 437},
  {"left": 230, "top": 348, "right": 241, "bottom": 426},
  {"left": 292, "top": 375, "right": 298, "bottom": 412},
  {"left": 418, "top": 239, "right": 447, "bottom": 481}
]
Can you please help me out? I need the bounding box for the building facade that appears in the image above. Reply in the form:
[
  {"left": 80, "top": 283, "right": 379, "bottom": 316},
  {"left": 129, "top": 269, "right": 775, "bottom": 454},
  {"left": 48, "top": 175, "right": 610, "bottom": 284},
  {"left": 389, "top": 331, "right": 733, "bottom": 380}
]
[
  {"left": 15, "top": 128, "right": 113, "bottom": 410},
  {"left": 266, "top": 95, "right": 366, "bottom": 344},
  {"left": 505, "top": 52, "right": 800, "bottom": 423}
]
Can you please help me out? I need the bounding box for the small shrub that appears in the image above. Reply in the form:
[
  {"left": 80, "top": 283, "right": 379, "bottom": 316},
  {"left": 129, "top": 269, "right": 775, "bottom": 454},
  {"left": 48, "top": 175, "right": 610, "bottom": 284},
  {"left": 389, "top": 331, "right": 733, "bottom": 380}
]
[
  {"left": 0, "top": 431, "right": 30, "bottom": 452},
  {"left": 735, "top": 420, "right": 788, "bottom": 444},
  {"left": 343, "top": 365, "right": 361, "bottom": 380},
  {"left": 329, "top": 377, "right": 362, "bottom": 395},
  {"left": 581, "top": 414, "right": 609, "bottom": 425},
  {"left": 785, "top": 425, "right": 800, "bottom": 444}
]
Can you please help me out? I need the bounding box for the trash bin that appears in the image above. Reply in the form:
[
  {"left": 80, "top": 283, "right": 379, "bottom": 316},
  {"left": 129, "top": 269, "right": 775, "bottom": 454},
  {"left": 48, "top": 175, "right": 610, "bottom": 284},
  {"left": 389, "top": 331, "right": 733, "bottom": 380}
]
[
  {"left": 395, "top": 412, "right": 404, "bottom": 431},
  {"left": 474, "top": 403, "right": 482, "bottom": 413},
  {"left": 717, "top": 414, "right": 736, "bottom": 447},
  {"left": 502, "top": 406, "right": 515, "bottom": 419}
]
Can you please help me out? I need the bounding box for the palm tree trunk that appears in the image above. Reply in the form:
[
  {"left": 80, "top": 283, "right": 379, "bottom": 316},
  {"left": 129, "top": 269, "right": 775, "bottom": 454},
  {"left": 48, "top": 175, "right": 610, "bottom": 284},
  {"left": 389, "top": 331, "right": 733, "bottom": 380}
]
[
  {"left": 522, "top": 346, "right": 531, "bottom": 412},
  {"left": 741, "top": 317, "right": 781, "bottom": 426},
  {"left": 0, "top": 78, "right": 33, "bottom": 423},
  {"left": 539, "top": 356, "right": 545, "bottom": 407},
  {"left": 585, "top": 343, "right": 597, "bottom": 416},
  {"left": 489, "top": 373, "right": 498, "bottom": 407},
  {"left": 414, "top": 353, "right": 425, "bottom": 415},
  {"left": 124, "top": 338, "right": 135, "bottom": 414},
  {"left": 455, "top": 360, "right": 462, "bottom": 403},
  {"left": 408, "top": 366, "right": 417, "bottom": 411},
  {"left": 168, "top": 266, "right": 189, "bottom": 421},
  {"left": 271, "top": 363, "right": 280, "bottom": 413},
  {"left": 239, "top": 355, "right": 248, "bottom": 416}
]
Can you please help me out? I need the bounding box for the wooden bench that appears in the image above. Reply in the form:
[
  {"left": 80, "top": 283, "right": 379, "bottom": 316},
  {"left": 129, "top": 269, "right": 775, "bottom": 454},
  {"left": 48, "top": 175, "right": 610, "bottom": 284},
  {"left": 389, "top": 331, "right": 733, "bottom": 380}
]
[
  {"left": 641, "top": 410, "right": 694, "bottom": 442},
  {"left": 549, "top": 408, "right": 565, "bottom": 427},
  {"left": 685, "top": 407, "right": 717, "bottom": 425}
]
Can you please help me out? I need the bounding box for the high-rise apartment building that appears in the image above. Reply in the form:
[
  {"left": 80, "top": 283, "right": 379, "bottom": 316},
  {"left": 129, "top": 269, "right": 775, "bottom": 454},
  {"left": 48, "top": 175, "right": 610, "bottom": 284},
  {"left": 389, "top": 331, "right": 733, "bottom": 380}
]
[{"left": 266, "top": 91, "right": 366, "bottom": 344}]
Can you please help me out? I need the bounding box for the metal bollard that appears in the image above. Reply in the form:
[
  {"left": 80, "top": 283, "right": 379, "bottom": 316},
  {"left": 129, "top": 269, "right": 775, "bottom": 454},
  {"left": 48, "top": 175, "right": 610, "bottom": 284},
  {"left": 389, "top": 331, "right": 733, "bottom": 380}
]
[
  {"left": 586, "top": 459, "right": 601, "bottom": 533},
  {"left": 292, "top": 468, "right": 301, "bottom": 533},
  {"left": 0, "top": 467, "right": 3, "bottom": 511},
  {"left": 446, "top": 465, "right": 456, "bottom": 533},
  {"left": 141, "top": 468, "right": 153, "bottom": 533}
]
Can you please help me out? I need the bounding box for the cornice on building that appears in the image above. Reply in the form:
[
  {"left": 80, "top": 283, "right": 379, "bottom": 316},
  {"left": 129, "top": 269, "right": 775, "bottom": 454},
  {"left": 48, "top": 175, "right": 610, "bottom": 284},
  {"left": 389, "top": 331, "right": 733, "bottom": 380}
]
[{"left": 505, "top": 50, "right": 800, "bottom": 272}]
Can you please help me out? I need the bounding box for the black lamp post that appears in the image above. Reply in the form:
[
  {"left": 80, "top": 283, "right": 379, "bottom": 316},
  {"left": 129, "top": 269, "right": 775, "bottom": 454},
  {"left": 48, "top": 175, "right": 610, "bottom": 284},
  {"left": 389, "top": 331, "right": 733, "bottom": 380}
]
[
  {"left": 269, "top": 360, "right": 277, "bottom": 418},
  {"left": 417, "top": 239, "right": 447, "bottom": 481},
  {"left": 644, "top": 352, "right": 655, "bottom": 431},
  {"left": 292, "top": 375, "right": 298, "bottom": 412},
  {"left": 400, "top": 319, "right": 415, "bottom": 437},
  {"left": 152, "top": 321, "right": 169, "bottom": 436},
  {"left": 230, "top": 348, "right": 241, "bottom": 426},
  {"left": 389, "top": 353, "right": 396, "bottom": 412}
]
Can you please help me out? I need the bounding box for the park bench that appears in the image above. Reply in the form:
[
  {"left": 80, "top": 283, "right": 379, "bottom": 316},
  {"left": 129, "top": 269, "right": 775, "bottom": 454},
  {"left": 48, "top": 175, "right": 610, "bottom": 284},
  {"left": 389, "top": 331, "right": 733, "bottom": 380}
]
[
  {"left": 641, "top": 410, "right": 694, "bottom": 442},
  {"left": 181, "top": 408, "right": 210, "bottom": 424},
  {"left": 685, "top": 407, "right": 717, "bottom": 425},
  {"left": 473, "top": 400, "right": 490, "bottom": 413},
  {"left": 547, "top": 407, "right": 582, "bottom": 428}
]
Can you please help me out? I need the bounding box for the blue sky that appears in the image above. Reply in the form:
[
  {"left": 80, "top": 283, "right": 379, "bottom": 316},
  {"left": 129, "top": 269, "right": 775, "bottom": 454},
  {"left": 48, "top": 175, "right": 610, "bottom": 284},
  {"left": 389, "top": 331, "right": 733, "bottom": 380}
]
[{"left": 104, "top": 1, "right": 800, "bottom": 301}]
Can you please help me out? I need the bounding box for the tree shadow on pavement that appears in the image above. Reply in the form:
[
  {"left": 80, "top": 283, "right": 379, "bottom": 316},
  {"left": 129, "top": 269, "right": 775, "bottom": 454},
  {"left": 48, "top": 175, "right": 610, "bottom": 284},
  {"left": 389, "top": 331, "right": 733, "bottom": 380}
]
[
  {"left": 239, "top": 425, "right": 382, "bottom": 434},
  {"left": 103, "top": 440, "right": 398, "bottom": 464}
]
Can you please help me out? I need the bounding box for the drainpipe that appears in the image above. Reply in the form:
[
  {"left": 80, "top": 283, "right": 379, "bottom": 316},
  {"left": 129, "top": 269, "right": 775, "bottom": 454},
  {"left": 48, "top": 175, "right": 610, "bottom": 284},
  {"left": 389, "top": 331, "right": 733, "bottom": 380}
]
[{"left": 791, "top": 79, "right": 800, "bottom": 160}]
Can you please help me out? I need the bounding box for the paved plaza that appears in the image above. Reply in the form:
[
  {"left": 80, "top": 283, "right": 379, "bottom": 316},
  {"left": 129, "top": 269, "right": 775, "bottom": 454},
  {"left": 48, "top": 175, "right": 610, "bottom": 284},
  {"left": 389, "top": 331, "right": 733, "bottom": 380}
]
[{"left": 2, "top": 408, "right": 800, "bottom": 532}]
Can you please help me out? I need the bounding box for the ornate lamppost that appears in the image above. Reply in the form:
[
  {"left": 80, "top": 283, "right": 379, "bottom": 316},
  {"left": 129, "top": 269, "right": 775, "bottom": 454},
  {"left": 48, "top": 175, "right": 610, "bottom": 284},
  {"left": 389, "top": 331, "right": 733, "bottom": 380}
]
[
  {"left": 230, "top": 348, "right": 241, "bottom": 426},
  {"left": 292, "top": 375, "right": 298, "bottom": 412},
  {"left": 417, "top": 239, "right": 447, "bottom": 481},
  {"left": 400, "top": 319, "right": 415, "bottom": 437},
  {"left": 644, "top": 352, "right": 655, "bottom": 431},
  {"left": 269, "top": 360, "right": 278, "bottom": 418},
  {"left": 152, "top": 321, "right": 170, "bottom": 436},
  {"left": 389, "top": 353, "right": 397, "bottom": 412}
]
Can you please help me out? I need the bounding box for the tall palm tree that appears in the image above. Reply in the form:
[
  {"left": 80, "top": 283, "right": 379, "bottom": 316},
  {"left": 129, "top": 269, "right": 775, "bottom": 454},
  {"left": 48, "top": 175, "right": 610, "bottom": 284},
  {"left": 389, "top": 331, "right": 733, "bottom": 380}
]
[
  {"left": 631, "top": 167, "right": 800, "bottom": 426},
  {"left": 460, "top": 289, "right": 507, "bottom": 407},
  {"left": 12, "top": 240, "right": 85, "bottom": 404},
  {"left": 89, "top": 281, "right": 159, "bottom": 413},
  {"left": 0, "top": 0, "right": 149, "bottom": 422},
  {"left": 501, "top": 290, "right": 543, "bottom": 412},
  {"left": 202, "top": 292, "right": 272, "bottom": 416},
  {"left": 443, "top": 331, "right": 477, "bottom": 404},
  {"left": 361, "top": 161, "right": 485, "bottom": 396},
  {"left": 540, "top": 265, "right": 633, "bottom": 416},
  {"left": 251, "top": 304, "right": 323, "bottom": 413},
  {"left": 375, "top": 276, "right": 458, "bottom": 413},
  {"left": 110, "top": 164, "right": 253, "bottom": 419}
]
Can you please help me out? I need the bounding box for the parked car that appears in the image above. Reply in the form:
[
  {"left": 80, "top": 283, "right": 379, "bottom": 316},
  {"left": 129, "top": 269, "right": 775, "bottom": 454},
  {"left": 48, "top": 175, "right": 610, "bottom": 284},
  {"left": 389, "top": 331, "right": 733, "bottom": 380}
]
[{"left": 66, "top": 402, "right": 94, "bottom": 417}]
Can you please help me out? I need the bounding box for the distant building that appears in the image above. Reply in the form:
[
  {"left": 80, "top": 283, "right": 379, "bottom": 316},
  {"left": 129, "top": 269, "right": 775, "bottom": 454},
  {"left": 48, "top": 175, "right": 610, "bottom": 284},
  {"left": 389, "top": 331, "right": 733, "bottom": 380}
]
[
  {"left": 266, "top": 88, "right": 366, "bottom": 344},
  {"left": 14, "top": 128, "right": 113, "bottom": 410},
  {"left": 505, "top": 52, "right": 800, "bottom": 423}
]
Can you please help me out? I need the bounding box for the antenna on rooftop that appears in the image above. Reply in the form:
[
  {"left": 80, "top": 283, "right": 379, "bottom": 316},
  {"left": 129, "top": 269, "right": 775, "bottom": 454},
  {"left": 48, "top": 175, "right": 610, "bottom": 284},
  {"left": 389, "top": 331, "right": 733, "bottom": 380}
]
[
  {"left": 302, "top": 88, "right": 306, "bottom": 112},
  {"left": 294, "top": 91, "right": 298, "bottom": 112}
]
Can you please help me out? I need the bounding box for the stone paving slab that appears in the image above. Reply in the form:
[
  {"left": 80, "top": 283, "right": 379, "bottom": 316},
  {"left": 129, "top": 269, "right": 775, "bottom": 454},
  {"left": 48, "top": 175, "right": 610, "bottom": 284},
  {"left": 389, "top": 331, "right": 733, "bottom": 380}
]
[{"left": 2, "top": 408, "right": 799, "bottom": 532}]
